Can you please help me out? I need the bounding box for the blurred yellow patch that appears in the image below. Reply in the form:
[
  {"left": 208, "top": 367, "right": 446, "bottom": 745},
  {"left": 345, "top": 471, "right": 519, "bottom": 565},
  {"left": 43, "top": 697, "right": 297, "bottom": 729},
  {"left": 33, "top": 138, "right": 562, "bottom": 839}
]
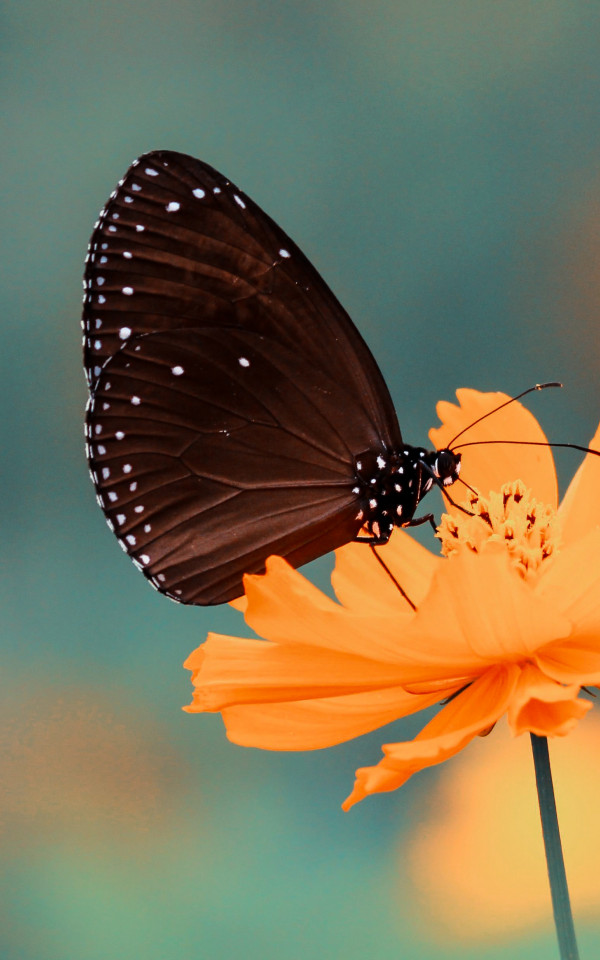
[{"left": 406, "top": 715, "right": 600, "bottom": 942}]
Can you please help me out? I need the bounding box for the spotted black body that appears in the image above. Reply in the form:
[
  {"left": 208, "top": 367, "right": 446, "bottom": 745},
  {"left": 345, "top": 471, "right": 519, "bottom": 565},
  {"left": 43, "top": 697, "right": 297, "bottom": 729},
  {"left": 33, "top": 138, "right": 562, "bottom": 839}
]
[{"left": 82, "top": 151, "right": 461, "bottom": 604}]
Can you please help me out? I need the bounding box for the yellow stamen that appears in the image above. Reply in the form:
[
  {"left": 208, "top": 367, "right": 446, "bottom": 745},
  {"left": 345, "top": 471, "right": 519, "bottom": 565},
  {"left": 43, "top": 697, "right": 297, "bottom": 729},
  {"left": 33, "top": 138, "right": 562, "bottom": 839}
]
[{"left": 437, "top": 480, "right": 561, "bottom": 579}]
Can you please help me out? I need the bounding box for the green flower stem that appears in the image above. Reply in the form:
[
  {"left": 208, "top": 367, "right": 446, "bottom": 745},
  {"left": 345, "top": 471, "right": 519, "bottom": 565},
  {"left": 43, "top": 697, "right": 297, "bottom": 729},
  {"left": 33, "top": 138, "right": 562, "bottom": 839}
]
[{"left": 530, "top": 733, "right": 580, "bottom": 960}]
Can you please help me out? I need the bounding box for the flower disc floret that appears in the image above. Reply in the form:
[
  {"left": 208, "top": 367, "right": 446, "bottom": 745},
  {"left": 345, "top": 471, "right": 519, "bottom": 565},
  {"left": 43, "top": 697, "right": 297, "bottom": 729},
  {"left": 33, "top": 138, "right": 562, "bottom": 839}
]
[{"left": 437, "top": 480, "right": 561, "bottom": 579}]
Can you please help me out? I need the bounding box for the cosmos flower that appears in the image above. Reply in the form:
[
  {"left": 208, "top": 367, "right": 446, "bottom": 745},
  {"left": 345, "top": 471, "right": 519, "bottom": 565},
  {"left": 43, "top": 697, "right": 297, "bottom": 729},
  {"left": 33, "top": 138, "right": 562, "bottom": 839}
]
[{"left": 184, "top": 389, "right": 600, "bottom": 809}]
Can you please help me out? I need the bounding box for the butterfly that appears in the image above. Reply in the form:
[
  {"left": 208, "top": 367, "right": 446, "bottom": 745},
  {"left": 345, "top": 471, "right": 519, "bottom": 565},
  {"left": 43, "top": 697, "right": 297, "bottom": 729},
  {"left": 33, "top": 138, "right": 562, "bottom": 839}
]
[{"left": 82, "top": 151, "right": 461, "bottom": 605}]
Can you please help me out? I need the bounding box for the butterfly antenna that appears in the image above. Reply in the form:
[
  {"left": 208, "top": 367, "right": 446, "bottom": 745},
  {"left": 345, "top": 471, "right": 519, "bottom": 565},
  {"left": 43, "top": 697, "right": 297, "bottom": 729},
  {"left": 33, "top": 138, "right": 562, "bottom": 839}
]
[
  {"left": 453, "top": 439, "right": 600, "bottom": 458},
  {"left": 369, "top": 545, "right": 416, "bottom": 611},
  {"left": 446, "top": 382, "right": 562, "bottom": 448}
]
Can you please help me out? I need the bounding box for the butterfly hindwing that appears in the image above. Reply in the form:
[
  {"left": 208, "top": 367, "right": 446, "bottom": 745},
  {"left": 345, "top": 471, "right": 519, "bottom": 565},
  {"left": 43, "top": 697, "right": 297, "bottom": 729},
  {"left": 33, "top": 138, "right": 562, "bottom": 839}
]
[{"left": 83, "top": 151, "right": 403, "bottom": 603}]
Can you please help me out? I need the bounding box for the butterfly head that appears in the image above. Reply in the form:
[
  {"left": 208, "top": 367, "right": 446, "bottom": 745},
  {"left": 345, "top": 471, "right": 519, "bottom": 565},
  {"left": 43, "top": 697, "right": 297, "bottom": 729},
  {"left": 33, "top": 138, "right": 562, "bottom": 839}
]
[{"left": 426, "top": 448, "right": 462, "bottom": 488}]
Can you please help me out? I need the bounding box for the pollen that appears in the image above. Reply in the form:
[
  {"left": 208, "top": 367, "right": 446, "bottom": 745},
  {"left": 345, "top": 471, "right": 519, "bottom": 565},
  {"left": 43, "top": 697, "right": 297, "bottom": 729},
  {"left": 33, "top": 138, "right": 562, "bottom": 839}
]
[{"left": 437, "top": 479, "right": 561, "bottom": 579}]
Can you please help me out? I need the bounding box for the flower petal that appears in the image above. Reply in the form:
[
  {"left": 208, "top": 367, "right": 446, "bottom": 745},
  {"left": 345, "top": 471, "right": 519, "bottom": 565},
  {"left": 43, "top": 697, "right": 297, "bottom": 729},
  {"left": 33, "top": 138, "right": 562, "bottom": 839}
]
[
  {"left": 332, "top": 530, "right": 441, "bottom": 614},
  {"left": 536, "top": 637, "right": 600, "bottom": 685},
  {"left": 220, "top": 687, "right": 444, "bottom": 750},
  {"left": 342, "top": 664, "right": 519, "bottom": 809},
  {"left": 241, "top": 555, "right": 413, "bottom": 662},
  {"left": 507, "top": 663, "right": 591, "bottom": 737},
  {"left": 429, "top": 389, "right": 558, "bottom": 509},
  {"left": 229, "top": 595, "right": 247, "bottom": 613},
  {"left": 558, "top": 420, "right": 600, "bottom": 548},
  {"left": 536, "top": 527, "right": 600, "bottom": 635},
  {"left": 392, "top": 546, "right": 571, "bottom": 681},
  {"left": 184, "top": 632, "right": 416, "bottom": 712}
]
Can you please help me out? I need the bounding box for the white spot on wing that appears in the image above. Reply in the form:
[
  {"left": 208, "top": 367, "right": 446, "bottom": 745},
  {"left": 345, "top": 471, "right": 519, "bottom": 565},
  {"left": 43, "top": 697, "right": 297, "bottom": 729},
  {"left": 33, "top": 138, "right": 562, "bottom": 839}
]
[
  {"left": 119, "top": 326, "right": 132, "bottom": 339},
  {"left": 279, "top": 248, "right": 291, "bottom": 258},
  {"left": 122, "top": 286, "right": 134, "bottom": 295},
  {"left": 238, "top": 357, "right": 250, "bottom": 367},
  {"left": 171, "top": 365, "right": 184, "bottom": 376},
  {"left": 166, "top": 201, "right": 180, "bottom": 212},
  {"left": 192, "top": 188, "right": 205, "bottom": 198},
  {"left": 131, "top": 396, "right": 141, "bottom": 405},
  {"left": 233, "top": 194, "right": 246, "bottom": 209}
]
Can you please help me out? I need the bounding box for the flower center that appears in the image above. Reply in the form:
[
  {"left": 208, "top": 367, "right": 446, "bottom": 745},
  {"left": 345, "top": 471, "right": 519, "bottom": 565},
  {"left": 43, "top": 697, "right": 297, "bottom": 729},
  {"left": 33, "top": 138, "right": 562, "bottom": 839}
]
[{"left": 437, "top": 479, "right": 561, "bottom": 579}]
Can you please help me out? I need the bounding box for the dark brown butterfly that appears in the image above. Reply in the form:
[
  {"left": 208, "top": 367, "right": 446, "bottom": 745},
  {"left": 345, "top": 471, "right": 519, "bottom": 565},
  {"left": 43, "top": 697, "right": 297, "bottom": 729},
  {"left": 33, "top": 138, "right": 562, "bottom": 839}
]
[{"left": 82, "top": 151, "right": 460, "bottom": 604}]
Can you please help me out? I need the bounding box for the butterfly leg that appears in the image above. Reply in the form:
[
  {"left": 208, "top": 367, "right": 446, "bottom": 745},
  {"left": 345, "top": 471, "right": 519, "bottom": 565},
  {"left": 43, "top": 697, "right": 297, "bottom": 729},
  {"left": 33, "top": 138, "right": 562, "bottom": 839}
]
[
  {"left": 440, "top": 488, "right": 476, "bottom": 518},
  {"left": 403, "top": 513, "right": 438, "bottom": 533},
  {"left": 369, "top": 545, "right": 416, "bottom": 610},
  {"left": 354, "top": 532, "right": 391, "bottom": 545}
]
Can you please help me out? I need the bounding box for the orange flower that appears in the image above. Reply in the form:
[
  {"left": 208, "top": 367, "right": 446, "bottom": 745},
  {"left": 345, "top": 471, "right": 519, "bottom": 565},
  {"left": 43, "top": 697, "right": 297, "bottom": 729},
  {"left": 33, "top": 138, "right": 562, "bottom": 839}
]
[{"left": 184, "top": 389, "right": 600, "bottom": 809}]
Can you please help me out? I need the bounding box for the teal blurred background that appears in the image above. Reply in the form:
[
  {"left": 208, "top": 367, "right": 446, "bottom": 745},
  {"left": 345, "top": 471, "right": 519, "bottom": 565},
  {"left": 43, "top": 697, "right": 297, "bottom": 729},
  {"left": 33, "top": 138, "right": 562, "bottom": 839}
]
[{"left": 3, "top": 1, "right": 600, "bottom": 957}]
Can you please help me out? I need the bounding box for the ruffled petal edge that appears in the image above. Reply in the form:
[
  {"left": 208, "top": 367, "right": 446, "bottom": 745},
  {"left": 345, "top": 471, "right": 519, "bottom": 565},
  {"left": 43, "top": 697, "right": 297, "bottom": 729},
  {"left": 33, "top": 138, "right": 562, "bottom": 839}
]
[{"left": 342, "top": 663, "right": 519, "bottom": 809}]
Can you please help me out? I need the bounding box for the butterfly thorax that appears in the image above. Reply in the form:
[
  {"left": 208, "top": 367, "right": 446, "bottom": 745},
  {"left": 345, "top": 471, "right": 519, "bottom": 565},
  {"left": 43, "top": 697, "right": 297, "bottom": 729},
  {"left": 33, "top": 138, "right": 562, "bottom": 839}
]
[{"left": 353, "top": 446, "right": 461, "bottom": 542}]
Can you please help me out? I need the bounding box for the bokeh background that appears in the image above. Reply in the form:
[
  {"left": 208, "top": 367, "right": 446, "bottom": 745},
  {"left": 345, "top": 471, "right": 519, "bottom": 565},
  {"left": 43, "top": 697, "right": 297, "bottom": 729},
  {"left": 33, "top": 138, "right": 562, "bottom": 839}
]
[{"left": 3, "top": 1, "right": 600, "bottom": 958}]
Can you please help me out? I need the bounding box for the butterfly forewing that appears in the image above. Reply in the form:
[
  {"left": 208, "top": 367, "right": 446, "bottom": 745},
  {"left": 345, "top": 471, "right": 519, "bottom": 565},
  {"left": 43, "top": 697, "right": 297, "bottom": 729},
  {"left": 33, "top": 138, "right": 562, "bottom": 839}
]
[{"left": 84, "top": 150, "right": 403, "bottom": 603}]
